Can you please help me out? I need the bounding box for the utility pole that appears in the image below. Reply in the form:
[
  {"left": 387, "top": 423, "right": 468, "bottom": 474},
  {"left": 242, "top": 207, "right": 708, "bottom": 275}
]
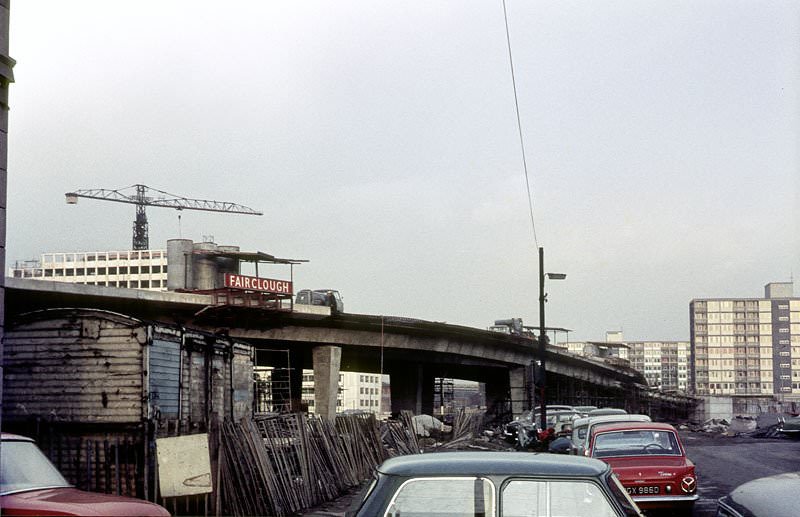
[
  {"left": 537, "top": 247, "right": 566, "bottom": 432},
  {"left": 538, "top": 247, "right": 547, "bottom": 432},
  {"left": 0, "top": 0, "right": 15, "bottom": 439}
]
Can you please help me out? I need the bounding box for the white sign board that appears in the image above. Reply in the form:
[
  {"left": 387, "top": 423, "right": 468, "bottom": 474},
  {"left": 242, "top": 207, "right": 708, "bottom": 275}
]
[{"left": 156, "top": 434, "right": 212, "bottom": 498}]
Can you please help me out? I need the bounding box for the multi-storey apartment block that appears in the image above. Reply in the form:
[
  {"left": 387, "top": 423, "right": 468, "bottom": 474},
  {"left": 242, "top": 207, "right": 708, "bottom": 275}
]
[
  {"left": 690, "top": 282, "right": 799, "bottom": 398},
  {"left": 8, "top": 249, "right": 168, "bottom": 291},
  {"left": 626, "top": 341, "right": 690, "bottom": 392},
  {"left": 559, "top": 335, "right": 690, "bottom": 392}
]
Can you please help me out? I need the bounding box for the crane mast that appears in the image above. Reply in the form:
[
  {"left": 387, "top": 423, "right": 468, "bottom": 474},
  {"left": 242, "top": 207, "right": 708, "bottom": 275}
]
[{"left": 66, "top": 184, "right": 263, "bottom": 250}]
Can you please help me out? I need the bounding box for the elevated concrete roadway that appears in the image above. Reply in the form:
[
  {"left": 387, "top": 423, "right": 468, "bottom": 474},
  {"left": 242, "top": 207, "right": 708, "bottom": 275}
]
[{"left": 5, "top": 278, "right": 691, "bottom": 420}]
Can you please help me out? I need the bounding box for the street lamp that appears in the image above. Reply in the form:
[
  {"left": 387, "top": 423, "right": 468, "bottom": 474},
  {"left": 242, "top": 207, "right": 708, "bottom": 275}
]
[{"left": 538, "top": 247, "right": 566, "bottom": 433}]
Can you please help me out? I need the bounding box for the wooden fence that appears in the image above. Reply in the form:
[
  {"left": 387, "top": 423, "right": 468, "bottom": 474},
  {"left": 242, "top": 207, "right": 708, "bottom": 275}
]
[
  {"left": 6, "top": 412, "right": 421, "bottom": 517},
  {"left": 216, "top": 412, "right": 409, "bottom": 517}
]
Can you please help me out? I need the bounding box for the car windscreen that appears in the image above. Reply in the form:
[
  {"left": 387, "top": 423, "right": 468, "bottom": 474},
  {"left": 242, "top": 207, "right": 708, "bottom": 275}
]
[
  {"left": 0, "top": 440, "right": 71, "bottom": 494},
  {"left": 592, "top": 430, "right": 682, "bottom": 458}
]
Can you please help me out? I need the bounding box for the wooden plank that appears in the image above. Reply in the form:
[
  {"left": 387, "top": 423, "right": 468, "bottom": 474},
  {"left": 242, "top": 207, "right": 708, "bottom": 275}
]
[
  {"left": 5, "top": 341, "right": 142, "bottom": 351},
  {"left": 6, "top": 394, "right": 145, "bottom": 401},
  {"left": 4, "top": 349, "right": 143, "bottom": 360},
  {"left": 4, "top": 388, "right": 143, "bottom": 399},
  {"left": 3, "top": 399, "right": 142, "bottom": 411},
  {"left": 3, "top": 372, "right": 141, "bottom": 383},
  {"left": 6, "top": 327, "right": 141, "bottom": 339}
]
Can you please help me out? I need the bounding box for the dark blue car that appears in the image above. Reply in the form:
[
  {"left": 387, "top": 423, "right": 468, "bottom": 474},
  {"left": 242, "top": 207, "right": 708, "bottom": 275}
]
[{"left": 349, "top": 451, "right": 642, "bottom": 517}]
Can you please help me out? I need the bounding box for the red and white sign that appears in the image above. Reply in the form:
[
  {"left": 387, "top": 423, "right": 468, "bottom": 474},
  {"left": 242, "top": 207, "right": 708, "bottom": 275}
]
[{"left": 224, "top": 273, "right": 293, "bottom": 295}]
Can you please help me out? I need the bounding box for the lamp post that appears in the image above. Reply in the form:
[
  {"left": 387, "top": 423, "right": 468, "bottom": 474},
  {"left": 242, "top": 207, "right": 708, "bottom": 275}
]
[{"left": 538, "top": 247, "right": 566, "bottom": 432}]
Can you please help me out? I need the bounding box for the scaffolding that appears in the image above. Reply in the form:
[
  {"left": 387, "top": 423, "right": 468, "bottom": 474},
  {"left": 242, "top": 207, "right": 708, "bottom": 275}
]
[
  {"left": 434, "top": 378, "right": 455, "bottom": 419},
  {"left": 253, "top": 349, "right": 293, "bottom": 414}
]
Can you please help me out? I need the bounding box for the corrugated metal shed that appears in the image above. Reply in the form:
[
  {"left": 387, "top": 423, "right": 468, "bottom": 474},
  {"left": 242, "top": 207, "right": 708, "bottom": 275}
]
[
  {"left": 3, "top": 309, "right": 147, "bottom": 423},
  {"left": 2, "top": 307, "right": 255, "bottom": 504},
  {"left": 149, "top": 337, "right": 182, "bottom": 419},
  {"left": 3, "top": 307, "right": 254, "bottom": 426}
]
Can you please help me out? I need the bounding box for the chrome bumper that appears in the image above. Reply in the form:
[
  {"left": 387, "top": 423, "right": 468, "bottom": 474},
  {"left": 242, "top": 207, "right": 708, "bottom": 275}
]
[{"left": 632, "top": 494, "right": 699, "bottom": 503}]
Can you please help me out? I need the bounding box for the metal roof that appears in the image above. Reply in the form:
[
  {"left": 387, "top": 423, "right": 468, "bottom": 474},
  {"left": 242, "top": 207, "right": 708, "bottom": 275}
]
[{"left": 190, "top": 249, "right": 308, "bottom": 264}]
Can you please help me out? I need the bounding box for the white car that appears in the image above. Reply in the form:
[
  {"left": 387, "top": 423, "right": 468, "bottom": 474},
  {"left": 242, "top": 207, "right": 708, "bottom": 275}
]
[{"left": 571, "top": 414, "right": 652, "bottom": 456}]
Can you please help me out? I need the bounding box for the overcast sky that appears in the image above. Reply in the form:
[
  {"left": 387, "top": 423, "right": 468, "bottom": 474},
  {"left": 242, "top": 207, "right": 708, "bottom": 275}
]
[{"left": 7, "top": 1, "right": 799, "bottom": 341}]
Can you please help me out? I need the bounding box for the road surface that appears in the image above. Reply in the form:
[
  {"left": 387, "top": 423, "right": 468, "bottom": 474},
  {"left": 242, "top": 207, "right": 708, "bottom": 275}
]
[{"left": 301, "top": 431, "right": 800, "bottom": 516}]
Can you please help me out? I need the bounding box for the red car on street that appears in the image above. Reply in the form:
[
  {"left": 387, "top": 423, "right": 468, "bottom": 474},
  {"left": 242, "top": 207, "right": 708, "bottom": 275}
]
[
  {"left": 588, "top": 422, "right": 698, "bottom": 514},
  {"left": 1, "top": 433, "right": 170, "bottom": 516}
]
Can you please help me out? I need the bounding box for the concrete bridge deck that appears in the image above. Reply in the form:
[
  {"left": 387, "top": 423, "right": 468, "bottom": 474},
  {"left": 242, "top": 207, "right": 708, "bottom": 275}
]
[{"left": 5, "top": 278, "right": 693, "bottom": 420}]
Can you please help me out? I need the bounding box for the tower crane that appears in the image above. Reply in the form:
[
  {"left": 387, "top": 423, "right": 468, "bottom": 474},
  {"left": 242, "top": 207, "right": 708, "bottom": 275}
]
[{"left": 66, "top": 184, "right": 263, "bottom": 250}]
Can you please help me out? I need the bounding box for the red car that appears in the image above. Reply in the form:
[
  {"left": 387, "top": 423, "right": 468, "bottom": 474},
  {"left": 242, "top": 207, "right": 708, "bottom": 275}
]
[
  {"left": 587, "top": 422, "right": 697, "bottom": 514},
  {"left": 1, "top": 433, "right": 170, "bottom": 516}
]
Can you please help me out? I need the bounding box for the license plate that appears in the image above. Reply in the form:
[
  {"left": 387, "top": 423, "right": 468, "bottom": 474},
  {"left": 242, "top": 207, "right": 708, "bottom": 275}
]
[{"left": 626, "top": 485, "right": 660, "bottom": 495}]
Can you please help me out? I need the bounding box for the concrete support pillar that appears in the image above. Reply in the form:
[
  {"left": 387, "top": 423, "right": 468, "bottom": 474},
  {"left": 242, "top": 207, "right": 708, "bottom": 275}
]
[
  {"left": 509, "top": 366, "right": 527, "bottom": 418},
  {"left": 484, "top": 369, "right": 511, "bottom": 420},
  {"left": 312, "top": 345, "right": 341, "bottom": 420},
  {"left": 390, "top": 364, "right": 434, "bottom": 415},
  {"left": 421, "top": 369, "right": 435, "bottom": 416}
]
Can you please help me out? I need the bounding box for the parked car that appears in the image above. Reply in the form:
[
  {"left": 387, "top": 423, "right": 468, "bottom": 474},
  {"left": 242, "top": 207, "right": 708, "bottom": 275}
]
[
  {"left": 588, "top": 407, "right": 628, "bottom": 417},
  {"left": 0, "top": 433, "right": 170, "bottom": 516},
  {"left": 571, "top": 414, "right": 652, "bottom": 456},
  {"left": 295, "top": 289, "right": 344, "bottom": 313},
  {"left": 588, "top": 422, "right": 698, "bottom": 514},
  {"left": 348, "top": 451, "right": 643, "bottom": 517},
  {"left": 716, "top": 471, "right": 800, "bottom": 517},
  {"left": 573, "top": 405, "right": 599, "bottom": 417},
  {"left": 503, "top": 406, "right": 577, "bottom": 443},
  {"left": 546, "top": 409, "right": 581, "bottom": 435},
  {"left": 777, "top": 414, "right": 800, "bottom": 437},
  {"left": 503, "top": 410, "right": 536, "bottom": 443}
]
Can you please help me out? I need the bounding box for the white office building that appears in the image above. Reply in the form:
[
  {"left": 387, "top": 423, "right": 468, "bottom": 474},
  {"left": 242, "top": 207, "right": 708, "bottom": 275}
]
[
  {"left": 8, "top": 249, "right": 168, "bottom": 291},
  {"left": 302, "top": 370, "right": 383, "bottom": 414}
]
